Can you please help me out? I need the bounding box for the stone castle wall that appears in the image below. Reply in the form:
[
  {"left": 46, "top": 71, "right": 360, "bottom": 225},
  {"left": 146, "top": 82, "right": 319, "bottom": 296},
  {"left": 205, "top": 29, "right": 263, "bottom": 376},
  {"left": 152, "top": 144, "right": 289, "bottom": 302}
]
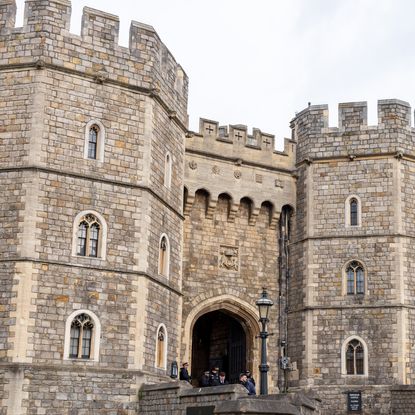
[
  {"left": 0, "top": 0, "right": 188, "bottom": 412},
  {"left": 289, "top": 100, "right": 415, "bottom": 413}
]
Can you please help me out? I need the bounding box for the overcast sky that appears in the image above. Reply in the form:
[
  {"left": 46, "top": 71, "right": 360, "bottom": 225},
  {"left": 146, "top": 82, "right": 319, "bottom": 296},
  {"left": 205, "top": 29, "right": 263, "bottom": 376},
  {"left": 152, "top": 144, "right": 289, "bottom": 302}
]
[{"left": 15, "top": 0, "right": 415, "bottom": 149}]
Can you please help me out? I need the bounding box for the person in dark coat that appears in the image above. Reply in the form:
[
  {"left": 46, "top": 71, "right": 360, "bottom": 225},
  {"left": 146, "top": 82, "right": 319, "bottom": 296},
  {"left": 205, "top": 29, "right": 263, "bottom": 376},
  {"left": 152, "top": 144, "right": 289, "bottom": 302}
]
[
  {"left": 200, "top": 371, "right": 211, "bottom": 387},
  {"left": 209, "top": 366, "right": 220, "bottom": 386},
  {"left": 179, "top": 362, "right": 191, "bottom": 383},
  {"left": 239, "top": 373, "right": 256, "bottom": 395},
  {"left": 245, "top": 370, "right": 255, "bottom": 386},
  {"left": 218, "top": 371, "right": 229, "bottom": 385}
]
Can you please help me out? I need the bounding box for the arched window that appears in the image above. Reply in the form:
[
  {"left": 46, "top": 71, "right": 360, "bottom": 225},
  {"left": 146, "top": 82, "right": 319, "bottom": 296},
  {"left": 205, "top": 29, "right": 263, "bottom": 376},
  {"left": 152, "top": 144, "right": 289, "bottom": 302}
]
[
  {"left": 164, "top": 153, "right": 172, "bottom": 188},
  {"left": 341, "top": 336, "right": 368, "bottom": 376},
  {"left": 345, "top": 261, "right": 365, "bottom": 295},
  {"left": 346, "top": 339, "right": 364, "bottom": 375},
  {"left": 345, "top": 195, "right": 361, "bottom": 227},
  {"left": 84, "top": 120, "right": 105, "bottom": 162},
  {"left": 64, "top": 310, "right": 101, "bottom": 361},
  {"left": 77, "top": 214, "right": 100, "bottom": 257},
  {"left": 155, "top": 324, "right": 167, "bottom": 369},
  {"left": 72, "top": 211, "right": 107, "bottom": 260},
  {"left": 350, "top": 198, "right": 358, "bottom": 226},
  {"left": 69, "top": 313, "right": 94, "bottom": 359},
  {"left": 158, "top": 234, "right": 170, "bottom": 277},
  {"left": 88, "top": 125, "right": 99, "bottom": 159}
]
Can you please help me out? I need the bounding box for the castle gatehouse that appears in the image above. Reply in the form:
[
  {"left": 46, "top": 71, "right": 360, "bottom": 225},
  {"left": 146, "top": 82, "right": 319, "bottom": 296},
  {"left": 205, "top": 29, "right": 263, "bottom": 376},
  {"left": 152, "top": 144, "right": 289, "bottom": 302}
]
[{"left": 1, "top": 1, "right": 415, "bottom": 414}]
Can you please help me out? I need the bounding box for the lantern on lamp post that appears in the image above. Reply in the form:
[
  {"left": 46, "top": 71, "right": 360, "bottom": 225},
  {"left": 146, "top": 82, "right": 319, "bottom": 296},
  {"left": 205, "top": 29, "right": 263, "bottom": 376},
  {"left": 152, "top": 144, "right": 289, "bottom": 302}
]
[{"left": 256, "top": 288, "right": 273, "bottom": 395}]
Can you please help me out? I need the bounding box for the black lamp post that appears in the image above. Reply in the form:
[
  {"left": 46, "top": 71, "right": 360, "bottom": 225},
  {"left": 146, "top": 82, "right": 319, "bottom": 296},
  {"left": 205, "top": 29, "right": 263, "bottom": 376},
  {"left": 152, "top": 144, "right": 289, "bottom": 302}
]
[{"left": 256, "top": 288, "right": 273, "bottom": 395}]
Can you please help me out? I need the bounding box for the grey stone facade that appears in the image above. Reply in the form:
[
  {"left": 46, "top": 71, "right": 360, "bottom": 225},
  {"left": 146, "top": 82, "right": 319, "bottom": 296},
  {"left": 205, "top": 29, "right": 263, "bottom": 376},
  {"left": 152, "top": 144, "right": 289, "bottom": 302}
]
[
  {"left": 1, "top": 1, "right": 415, "bottom": 414},
  {"left": 0, "top": 0, "right": 187, "bottom": 413}
]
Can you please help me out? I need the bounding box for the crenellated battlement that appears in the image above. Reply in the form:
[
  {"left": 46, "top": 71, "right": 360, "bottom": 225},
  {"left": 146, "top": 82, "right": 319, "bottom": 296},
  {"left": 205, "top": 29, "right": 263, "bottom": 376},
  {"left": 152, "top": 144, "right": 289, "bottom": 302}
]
[
  {"left": 185, "top": 118, "right": 296, "bottom": 171},
  {"left": 198, "top": 118, "right": 276, "bottom": 151},
  {"left": 291, "top": 99, "right": 414, "bottom": 164},
  {"left": 0, "top": 0, "right": 188, "bottom": 125}
]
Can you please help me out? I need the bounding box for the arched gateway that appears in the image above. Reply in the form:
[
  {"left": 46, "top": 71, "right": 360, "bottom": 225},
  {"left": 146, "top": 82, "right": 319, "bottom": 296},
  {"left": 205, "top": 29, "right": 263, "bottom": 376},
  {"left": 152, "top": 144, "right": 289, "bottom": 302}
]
[{"left": 183, "top": 295, "right": 260, "bottom": 386}]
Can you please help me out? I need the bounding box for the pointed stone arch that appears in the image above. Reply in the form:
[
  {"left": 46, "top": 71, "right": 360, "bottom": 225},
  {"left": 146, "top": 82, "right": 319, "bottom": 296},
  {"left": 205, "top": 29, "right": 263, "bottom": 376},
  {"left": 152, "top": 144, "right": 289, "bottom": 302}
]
[{"left": 182, "top": 293, "right": 261, "bottom": 384}]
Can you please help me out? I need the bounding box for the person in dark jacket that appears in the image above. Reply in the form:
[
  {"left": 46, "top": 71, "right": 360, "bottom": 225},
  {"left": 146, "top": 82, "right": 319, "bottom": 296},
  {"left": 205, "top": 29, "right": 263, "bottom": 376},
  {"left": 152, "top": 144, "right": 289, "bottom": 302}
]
[
  {"left": 200, "top": 371, "right": 211, "bottom": 387},
  {"left": 239, "top": 373, "right": 256, "bottom": 395},
  {"left": 209, "top": 366, "right": 220, "bottom": 386},
  {"left": 245, "top": 370, "right": 255, "bottom": 386},
  {"left": 218, "top": 371, "right": 229, "bottom": 385},
  {"left": 179, "top": 362, "right": 191, "bottom": 383}
]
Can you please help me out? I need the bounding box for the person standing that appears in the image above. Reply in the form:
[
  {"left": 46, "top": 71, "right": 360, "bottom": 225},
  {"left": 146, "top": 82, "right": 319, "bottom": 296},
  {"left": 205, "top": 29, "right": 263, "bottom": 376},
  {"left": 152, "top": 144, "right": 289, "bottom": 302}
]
[
  {"left": 179, "top": 362, "right": 191, "bottom": 383},
  {"left": 209, "top": 366, "right": 220, "bottom": 386},
  {"left": 200, "top": 370, "right": 211, "bottom": 387},
  {"left": 218, "top": 371, "right": 228, "bottom": 385}
]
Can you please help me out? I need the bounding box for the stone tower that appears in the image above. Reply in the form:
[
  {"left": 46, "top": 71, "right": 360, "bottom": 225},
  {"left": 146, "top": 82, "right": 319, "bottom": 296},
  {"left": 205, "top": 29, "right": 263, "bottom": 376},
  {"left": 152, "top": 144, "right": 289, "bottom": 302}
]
[
  {"left": 289, "top": 100, "right": 415, "bottom": 413},
  {"left": 0, "top": 0, "right": 187, "bottom": 412}
]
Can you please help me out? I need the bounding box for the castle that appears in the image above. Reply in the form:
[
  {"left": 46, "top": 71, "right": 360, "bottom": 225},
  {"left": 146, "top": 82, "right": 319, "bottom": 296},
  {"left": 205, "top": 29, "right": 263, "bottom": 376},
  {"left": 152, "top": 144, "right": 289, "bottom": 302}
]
[{"left": 0, "top": 1, "right": 414, "bottom": 414}]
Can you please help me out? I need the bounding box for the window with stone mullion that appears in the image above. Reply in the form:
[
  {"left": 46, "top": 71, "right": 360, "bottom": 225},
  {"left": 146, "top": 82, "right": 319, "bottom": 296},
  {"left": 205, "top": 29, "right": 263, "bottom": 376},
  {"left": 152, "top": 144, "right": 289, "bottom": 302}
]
[
  {"left": 69, "top": 314, "right": 94, "bottom": 359},
  {"left": 346, "top": 261, "right": 365, "bottom": 295},
  {"left": 77, "top": 218, "right": 100, "bottom": 257},
  {"left": 346, "top": 340, "right": 364, "bottom": 375}
]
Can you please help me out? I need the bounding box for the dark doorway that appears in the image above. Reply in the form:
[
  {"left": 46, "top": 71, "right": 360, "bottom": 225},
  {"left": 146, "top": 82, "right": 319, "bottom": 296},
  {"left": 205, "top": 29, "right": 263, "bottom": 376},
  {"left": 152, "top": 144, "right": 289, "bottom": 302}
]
[{"left": 191, "top": 310, "right": 246, "bottom": 385}]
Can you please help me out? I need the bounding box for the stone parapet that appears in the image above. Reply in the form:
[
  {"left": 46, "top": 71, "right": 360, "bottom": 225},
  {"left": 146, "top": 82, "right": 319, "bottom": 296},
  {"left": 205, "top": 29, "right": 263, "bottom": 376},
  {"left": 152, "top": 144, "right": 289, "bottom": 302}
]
[
  {"left": 291, "top": 100, "right": 414, "bottom": 164},
  {"left": 0, "top": 0, "right": 188, "bottom": 124},
  {"left": 139, "top": 382, "right": 320, "bottom": 415},
  {"left": 187, "top": 118, "right": 296, "bottom": 169}
]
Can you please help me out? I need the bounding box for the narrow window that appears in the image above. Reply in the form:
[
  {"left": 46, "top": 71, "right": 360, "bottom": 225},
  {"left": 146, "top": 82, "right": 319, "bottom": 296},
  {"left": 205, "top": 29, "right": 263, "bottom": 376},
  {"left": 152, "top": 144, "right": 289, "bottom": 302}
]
[
  {"left": 88, "top": 125, "right": 99, "bottom": 159},
  {"left": 346, "top": 339, "right": 364, "bottom": 375},
  {"left": 158, "top": 235, "right": 169, "bottom": 277},
  {"left": 346, "top": 261, "right": 365, "bottom": 295},
  {"left": 77, "top": 222, "right": 87, "bottom": 256},
  {"left": 84, "top": 121, "right": 105, "bottom": 162},
  {"left": 76, "top": 214, "right": 101, "bottom": 258},
  {"left": 69, "top": 313, "right": 94, "bottom": 359},
  {"left": 156, "top": 326, "right": 166, "bottom": 368},
  {"left": 350, "top": 198, "right": 358, "bottom": 226},
  {"left": 345, "top": 195, "right": 361, "bottom": 228},
  {"left": 89, "top": 223, "right": 99, "bottom": 257}
]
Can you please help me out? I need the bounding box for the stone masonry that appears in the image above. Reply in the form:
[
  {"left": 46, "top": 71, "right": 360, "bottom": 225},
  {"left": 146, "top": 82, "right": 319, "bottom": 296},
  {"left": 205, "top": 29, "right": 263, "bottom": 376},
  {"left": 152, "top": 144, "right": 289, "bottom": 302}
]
[
  {"left": 289, "top": 100, "right": 415, "bottom": 413},
  {"left": 1, "top": 1, "right": 415, "bottom": 415},
  {"left": 0, "top": 0, "right": 187, "bottom": 413}
]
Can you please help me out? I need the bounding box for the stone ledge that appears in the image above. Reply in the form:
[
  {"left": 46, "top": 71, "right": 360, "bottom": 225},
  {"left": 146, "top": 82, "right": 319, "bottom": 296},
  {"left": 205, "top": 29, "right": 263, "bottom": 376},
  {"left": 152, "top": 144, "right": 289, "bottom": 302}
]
[
  {"left": 391, "top": 385, "right": 415, "bottom": 391},
  {"left": 141, "top": 380, "right": 192, "bottom": 392},
  {"left": 214, "top": 398, "right": 301, "bottom": 415},
  {"left": 259, "top": 393, "right": 318, "bottom": 411},
  {"left": 180, "top": 384, "right": 247, "bottom": 398}
]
